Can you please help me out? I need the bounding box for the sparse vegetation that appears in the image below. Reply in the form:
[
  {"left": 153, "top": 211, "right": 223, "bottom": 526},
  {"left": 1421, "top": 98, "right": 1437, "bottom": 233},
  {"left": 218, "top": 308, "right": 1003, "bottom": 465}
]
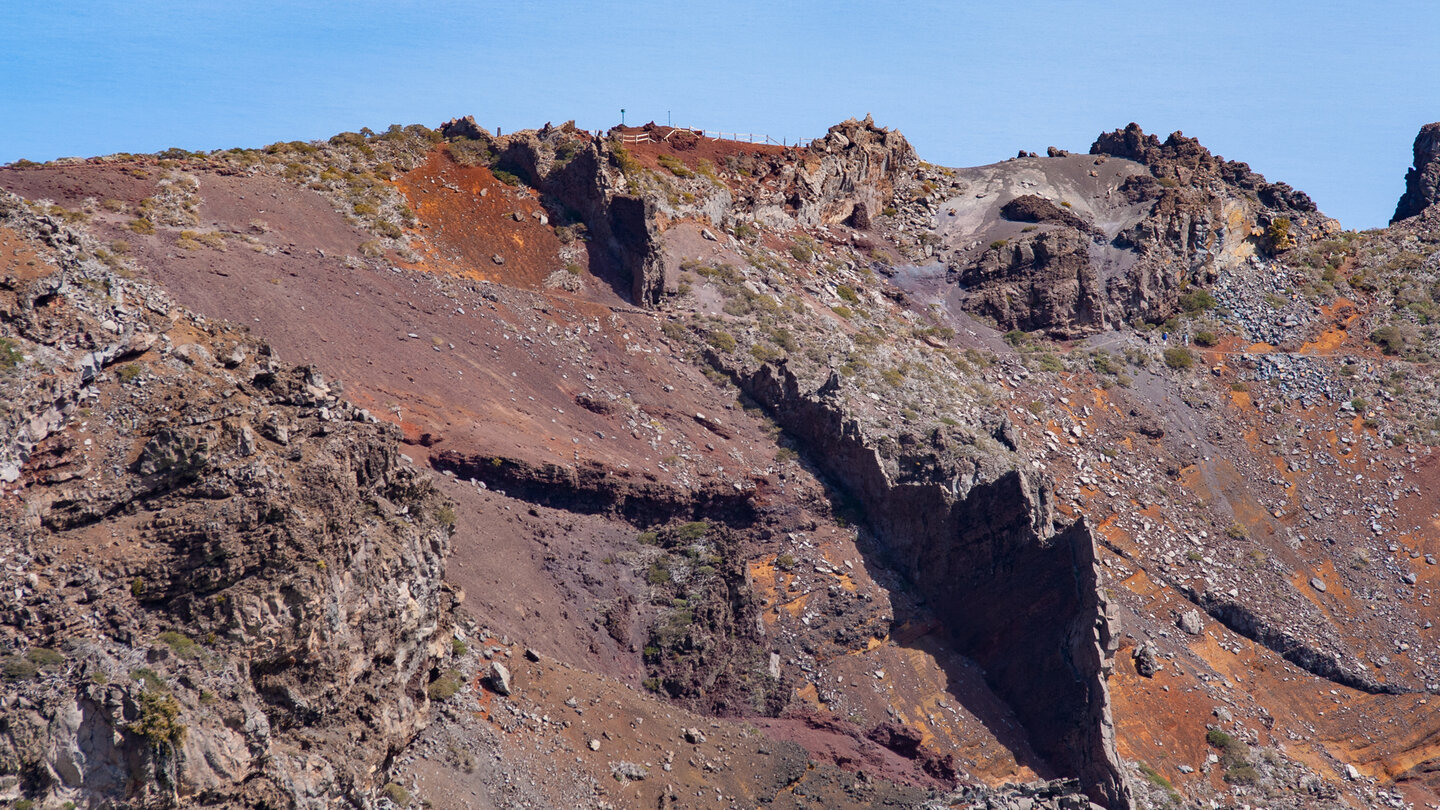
[
  {"left": 1205, "top": 728, "right": 1258, "bottom": 784},
  {"left": 1, "top": 656, "right": 38, "bottom": 681},
  {"left": 129, "top": 690, "right": 185, "bottom": 747},
  {"left": 656, "top": 153, "right": 693, "bottom": 178},
  {"left": 1266, "top": 216, "right": 1295, "bottom": 251},
  {"left": 1163, "top": 347, "right": 1195, "bottom": 370},
  {"left": 0, "top": 338, "right": 23, "bottom": 370},
  {"left": 426, "top": 669, "right": 464, "bottom": 700},
  {"left": 1179, "top": 288, "right": 1217, "bottom": 314},
  {"left": 25, "top": 647, "right": 64, "bottom": 670},
  {"left": 381, "top": 782, "right": 410, "bottom": 806},
  {"left": 706, "top": 330, "right": 737, "bottom": 352}
]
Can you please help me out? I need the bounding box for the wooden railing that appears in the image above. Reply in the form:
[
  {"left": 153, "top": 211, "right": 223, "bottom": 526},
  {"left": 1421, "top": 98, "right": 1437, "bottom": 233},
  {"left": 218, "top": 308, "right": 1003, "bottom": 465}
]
[{"left": 616, "top": 126, "right": 812, "bottom": 148}]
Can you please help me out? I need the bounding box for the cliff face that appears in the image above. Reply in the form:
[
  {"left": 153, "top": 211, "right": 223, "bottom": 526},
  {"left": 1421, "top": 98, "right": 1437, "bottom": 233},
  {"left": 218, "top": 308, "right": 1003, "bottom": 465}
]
[
  {"left": 0, "top": 194, "right": 457, "bottom": 808},
  {"left": 1392, "top": 122, "right": 1440, "bottom": 222},
  {"left": 719, "top": 360, "right": 1129, "bottom": 809}
]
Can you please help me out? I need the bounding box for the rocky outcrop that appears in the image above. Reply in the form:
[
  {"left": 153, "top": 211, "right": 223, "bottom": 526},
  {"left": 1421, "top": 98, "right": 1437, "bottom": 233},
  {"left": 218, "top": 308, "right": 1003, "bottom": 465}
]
[
  {"left": 1392, "top": 122, "right": 1440, "bottom": 222},
  {"left": 1092, "top": 123, "right": 1316, "bottom": 212},
  {"left": 430, "top": 450, "right": 757, "bottom": 526},
  {"left": 716, "top": 358, "right": 1130, "bottom": 809},
  {"left": 936, "top": 124, "right": 1336, "bottom": 338},
  {"left": 433, "top": 116, "right": 914, "bottom": 306},
  {"left": 437, "top": 118, "right": 669, "bottom": 304},
  {"left": 0, "top": 193, "right": 458, "bottom": 809},
  {"left": 788, "top": 116, "right": 917, "bottom": 227},
  {"left": 1000, "top": 194, "right": 1096, "bottom": 233},
  {"left": 956, "top": 228, "right": 1105, "bottom": 335}
]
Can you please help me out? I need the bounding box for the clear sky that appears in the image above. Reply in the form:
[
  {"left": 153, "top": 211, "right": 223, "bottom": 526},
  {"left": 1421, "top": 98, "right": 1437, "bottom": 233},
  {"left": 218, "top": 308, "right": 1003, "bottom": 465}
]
[{"left": 3, "top": 1, "right": 1439, "bottom": 229}]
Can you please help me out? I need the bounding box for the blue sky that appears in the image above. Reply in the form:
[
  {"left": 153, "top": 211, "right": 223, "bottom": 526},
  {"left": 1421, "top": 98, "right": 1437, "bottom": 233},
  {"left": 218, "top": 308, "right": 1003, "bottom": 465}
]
[{"left": 3, "top": 1, "right": 1438, "bottom": 229}]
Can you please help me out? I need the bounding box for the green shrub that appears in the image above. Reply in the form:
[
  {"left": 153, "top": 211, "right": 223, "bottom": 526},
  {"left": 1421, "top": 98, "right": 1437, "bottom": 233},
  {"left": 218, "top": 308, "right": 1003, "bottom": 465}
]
[
  {"left": 129, "top": 690, "right": 185, "bottom": 746},
  {"left": 25, "top": 647, "right": 64, "bottom": 669},
  {"left": 1, "top": 656, "right": 38, "bottom": 680},
  {"left": 130, "top": 667, "right": 166, "bottom": 692},
  {"left": 1193, "top": 330, "right": 1219, "bottom": 347},
  {"left": 157, "top": 631, "right": 199, "bottom": 659},
  {"left": 789, "top": 243, "right": 813, "bottom": 263},
  {"left": 775, "top": 553, "right": 796, "bottom": 571},
  {"left": 609, "top": 144, "right": 642, "bottom": 178},
  {"left": 426, "top": 669, "right": 464, "bottom": 700},
  {"left": 128, "top": 217, "right": 156, "bottom": 235},
  {"left": 1224, "top": 763, "right": 1260, "bottom": 785},
  {"left": 1179, "top": 288, "right": 1217, "bottom": 314},
  {"left": 1138, "top": 761, "right": 1175, "bottom": 791},
  {"left": 1035, "top": 353, "right": 1064, "bottom": 373},
  {"left": 435, "top": 504, "right": 457, "bottom": 530},
  {"left": 0, "top": 338, "right": 22, "bottom": 370},
  {"left": 1370, "top": 323, "right": 1415, "bottom": 355},
  {"left": 381, "top": 782, "right": 410, "bottom": 805},
  {"left": 656, "top": 153, "right": 693, "bottom": 178},
  {"left": 989, "top": 239, "right": 1008, "bottom": 251},
  {"left": 835, "top": 285, "right": 860, "bottom": 304},
  {"left": 1163, "top": 348, "right": 1195, "bottom": 370},
  {"left": 750, "top": 342, "right": 784, "bottom": 363},
  {"left": 676, "top": 521, "right": 709, "bottom": 541},
  {"left": 646, "top": 559, "right": 672, "bottom": 585},
  {"left": 491, "top": 169, "right": 523, "bottom": 187},
  {"left": 706, "top": 330, "right": 737, "bottom": 352},
  {"left": 448, "top": 138, "right": 493, "bottom": 167},
  {"left": 1266, "top": 217, "right": 1295, "bottom": 251}
]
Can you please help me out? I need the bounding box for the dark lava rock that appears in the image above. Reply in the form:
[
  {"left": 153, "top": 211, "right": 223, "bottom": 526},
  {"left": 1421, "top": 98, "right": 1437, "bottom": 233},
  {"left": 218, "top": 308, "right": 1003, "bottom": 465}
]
[
  {"left": 1393, "top": 122, "right": 1440, "bottom": 222},
  {"left": 1000, "top": 194, "right": 1094, "bottom": 233}
]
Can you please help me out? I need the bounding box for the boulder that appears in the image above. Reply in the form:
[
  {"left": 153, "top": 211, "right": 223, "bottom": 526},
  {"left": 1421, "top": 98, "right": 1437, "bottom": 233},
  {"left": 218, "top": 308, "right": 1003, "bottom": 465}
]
[
  {"left": 487, "top": 661, "right": 512, "bottom": 695},
  {"left": 1177, "top": 610, "right": 1204, "bottom": 636}
]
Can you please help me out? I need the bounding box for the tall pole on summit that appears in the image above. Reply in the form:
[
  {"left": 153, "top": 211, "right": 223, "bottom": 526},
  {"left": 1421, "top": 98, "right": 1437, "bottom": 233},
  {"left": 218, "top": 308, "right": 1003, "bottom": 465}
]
[{"left": 620, "top": 109, "right": 626, "bottom": 126}]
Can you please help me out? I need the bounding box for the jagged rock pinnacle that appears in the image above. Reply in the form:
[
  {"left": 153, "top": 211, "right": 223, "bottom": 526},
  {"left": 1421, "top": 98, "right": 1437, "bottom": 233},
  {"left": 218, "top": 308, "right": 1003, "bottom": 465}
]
[{"left": 1392, "top": 121, "right": 1440, "bottom": 222}]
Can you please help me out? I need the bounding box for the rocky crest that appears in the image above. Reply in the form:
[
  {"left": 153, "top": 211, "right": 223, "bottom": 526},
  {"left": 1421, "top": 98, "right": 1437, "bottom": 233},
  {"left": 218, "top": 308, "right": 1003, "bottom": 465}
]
[
  {"left": 5, "top": 114, "right": 1439, "bottom": 810},
  {"left": 932, "top": 123, "right": 1337, "bottom": 338},
  {"left": 1392, "top": 122, "right": 1440, "bottom": 222}
]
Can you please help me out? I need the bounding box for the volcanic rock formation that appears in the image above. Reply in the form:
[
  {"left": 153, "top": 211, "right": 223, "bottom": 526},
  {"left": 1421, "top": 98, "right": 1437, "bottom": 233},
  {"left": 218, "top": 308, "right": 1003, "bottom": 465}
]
[{"left": 1393, "top": 122, "right": 1440, "bottom": 223}]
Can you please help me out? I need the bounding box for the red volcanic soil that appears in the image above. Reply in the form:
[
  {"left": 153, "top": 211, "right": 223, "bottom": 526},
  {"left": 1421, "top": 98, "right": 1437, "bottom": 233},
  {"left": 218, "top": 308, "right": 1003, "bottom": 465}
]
[
  {"left": 395, "top": 148, "right": 583, "bottom": 292},
  {"left": 615, "top": 125, "right": 792, "bottom": 179}
]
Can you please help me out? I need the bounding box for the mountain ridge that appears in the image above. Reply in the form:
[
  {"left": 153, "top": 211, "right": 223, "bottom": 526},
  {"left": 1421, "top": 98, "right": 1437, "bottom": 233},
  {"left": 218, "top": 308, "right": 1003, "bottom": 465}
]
[{"left": 2, "top": 114, "right": 1439, "bottom": 810}]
